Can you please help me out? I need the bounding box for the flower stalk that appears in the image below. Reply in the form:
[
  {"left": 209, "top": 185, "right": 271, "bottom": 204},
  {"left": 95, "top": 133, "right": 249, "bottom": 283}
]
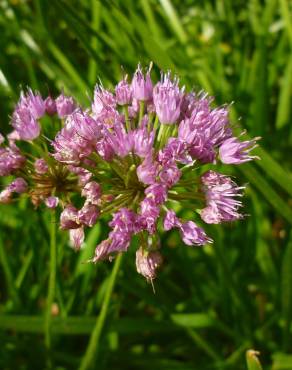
[
  {"left": 79, "top": 253, "right": 122, "bottom": 370},
  {"left": 44, "top": 209, "right": 57, "bottom": 353}
]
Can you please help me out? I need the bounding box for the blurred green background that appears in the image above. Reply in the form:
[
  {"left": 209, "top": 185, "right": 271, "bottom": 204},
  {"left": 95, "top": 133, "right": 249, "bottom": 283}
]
[{"left": 0, "top": 0, "right": 292, "bottom": 369}]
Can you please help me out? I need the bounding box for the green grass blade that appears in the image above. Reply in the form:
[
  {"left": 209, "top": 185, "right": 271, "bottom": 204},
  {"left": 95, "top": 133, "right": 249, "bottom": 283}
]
[
  {"left": 239, "top": 163, "right": 292, "bottom": 224},
  {"left": 281, "top": 232, "right": 292, "bottom": 351}
]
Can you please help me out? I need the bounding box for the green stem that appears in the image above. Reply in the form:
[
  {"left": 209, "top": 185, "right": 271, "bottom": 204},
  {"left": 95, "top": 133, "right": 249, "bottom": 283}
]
[
  {"left": 79, "top": 253, "right": 123, "bottom": 370},
  {"left": 123, "top": 105, "right": 131, "bottom": 132},
  {"left": 138, "top": 100, "right": 145, "bottom": 125},
  {"left": 45, "top": 210, "right": 57, "bottom": 353}
]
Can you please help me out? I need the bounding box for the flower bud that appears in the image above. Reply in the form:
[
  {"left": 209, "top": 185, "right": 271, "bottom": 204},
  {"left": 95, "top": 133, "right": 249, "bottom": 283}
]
[{"left": 135, "top": 247, "right": 163, "bottom": 281}]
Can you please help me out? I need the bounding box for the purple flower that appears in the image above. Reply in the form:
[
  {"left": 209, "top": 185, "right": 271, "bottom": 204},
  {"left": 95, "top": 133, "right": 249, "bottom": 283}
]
[
  {"left": 93, "top": 237, "right": 127, "bottom": 262},
  {"left": 96, "top": 137, "right": 115, "bottom": 161},
  {"left": 159, "top": 161, "right": 181, "bottom": 187},
  {"left": 92, "top": 239, "right": 112, "bottom": 261},
  {"left": 11, "top": 107, "right": 40, "bottom": 141},
  {"left": 0, "top": 146, "right": 25, "bottom": 176},
  {"left": 139, "top": 198, "right": 160, "bottom": 234},
  {"left": 55, "top": 93, "right": 76, "bottom": 118},
  {"left": 34, "top": 158, "right": 49, "bottom": 174},
  {"left": 145, "top": 183, "right": 167, "bottom": 204},
  {"left": 219, "top": 136, "right": 260, "bottom": 164},
  {"left": 52, "top": 111, "right": 99, "bottom": 164},
  {"left": 163, "top": 209, "right": 181, "bottom": 231},
  {"left": 109, "top": 207, "right": 138, "bottom": 234},
  {"left": 69, "top": 227, "right": 84, "bottom": 250},
  {"left": 133, "top": 127, "right": 155, "bottom": 158},
  {"left": 153, "top": 72, "right": 184, "bottom": 124},
  {"left": 25, "top": 90, "right": 45, "bottom": 119},
  {"left": 45, "top": 196, "right": 59, "bottom": 209},
  {"left": 159, "top": 138, "right": 191, "bottom": 165},
  {"left": 131, "top": 64, "right": 153, "bottom": 101},
  {"left": 136, "top": 247, "right": 163, "bottom": 280},
  {"left": 177, "top": 96, "right": 232, "bottom": 163},
  {"left": 78, "top": 204, "right": 99, "bottom": 227},
  {"left": 106, "top": 123, "right": 134, "bottom": 158},
  {"left": 200, "top": 170, "right": 245, "bottom": 223},
  {"left": 180, "top": 92, "right": 197, "bottom": 118},
  {"left": 45, "top": 96, "right": 57, "bottom": 116},
  {"left": 92, "top": 85, "right": 116, "bottom": 116},
  {"left": 179, "top": 221, "right": 212, "bottom": 246},
  {"left": 81, "top": 181, "right": 101, "bottom": 205},
  {"left": 137, "top": 155, "right": 158, "bottom": 185},
  {"left": 60, "top": 205, "right": 80, "bottom": 230},
  {"left": 115, "top": 77, "right": 132, "bottom": 105},
  {"left": 8, "top": 178, "right": 27, "bottom": 193}
]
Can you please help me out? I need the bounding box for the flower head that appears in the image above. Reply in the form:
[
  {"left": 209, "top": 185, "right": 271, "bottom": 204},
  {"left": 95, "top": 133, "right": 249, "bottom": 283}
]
[{"left": 0, "top": 63, "right": 259, "bottom": 281}]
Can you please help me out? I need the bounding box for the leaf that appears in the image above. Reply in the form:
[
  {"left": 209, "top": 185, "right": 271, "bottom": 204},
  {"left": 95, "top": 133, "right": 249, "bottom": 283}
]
[{"left": 281, "top": 232, "right": 292, "bottom": 350}]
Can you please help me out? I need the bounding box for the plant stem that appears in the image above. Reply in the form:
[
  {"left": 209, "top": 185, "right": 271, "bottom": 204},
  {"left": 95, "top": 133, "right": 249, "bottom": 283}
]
[
  {"left": 45, "top": 210, "right": 57, "bottom": 353},
  {"left": 79, "top": 253, "right": 122, "bottom": 370},
  {"left": 138, "top": 100, "right": 145, "bottom": 125}
]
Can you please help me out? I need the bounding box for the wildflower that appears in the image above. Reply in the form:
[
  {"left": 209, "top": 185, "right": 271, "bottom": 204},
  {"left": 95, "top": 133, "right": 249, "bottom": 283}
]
[
  {"left": 0, "top": 63, "right": 259, "bottom": 282},
  {"left": 131, "top": 64, "right": 153, "bottom": 101},
  {"left": 200, "top": 170, "right": 245, "bottom": 223},
  {"left": 69, "top": 227, "right": 84, "bottom": 250},
  {"left": 8, "top": 178, "right": 28, "bottom": 193},
  {"left": 153, "top": 72, "right": 184, "bottom": 124},
  {"left": 11, "top": 89, "right": 45, "bottom": 141},
  {"left": 45, "top": 196, "right": 59, "bottom": 209},
  {"left": 219, "top": 136, "right": 260, "bottom": 164},
  {"left": 55, "top": 93, "right": 76, "bottom": 118},
  {"left": 34, "top": 158, "right": 49, "bottom": 174},
  {"left": 115, "top": 76, "right": 132, "bottom": 105},
  {"left": 45, "top": 96, "right": 57, "bottom": 116},
  {"left": 81, "top": 181, "right": 101, "bottom": 205}
]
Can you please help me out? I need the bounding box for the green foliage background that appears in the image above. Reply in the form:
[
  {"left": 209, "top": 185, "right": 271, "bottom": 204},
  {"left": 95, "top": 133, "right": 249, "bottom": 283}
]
[{"left": 0, "top": 0, "right": 291, "bottom": 369}]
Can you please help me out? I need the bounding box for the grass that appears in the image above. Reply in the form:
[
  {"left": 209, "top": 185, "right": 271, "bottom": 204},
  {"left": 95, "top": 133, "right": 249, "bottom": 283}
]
[{"left": 0, "top": 0, "right": 291, "bottom": 369}]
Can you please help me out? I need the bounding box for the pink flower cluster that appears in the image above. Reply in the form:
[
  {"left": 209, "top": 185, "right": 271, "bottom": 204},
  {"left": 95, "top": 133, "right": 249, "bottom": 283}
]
[{"left": 0, "top": 64, "right": 260, "bottom": 281}]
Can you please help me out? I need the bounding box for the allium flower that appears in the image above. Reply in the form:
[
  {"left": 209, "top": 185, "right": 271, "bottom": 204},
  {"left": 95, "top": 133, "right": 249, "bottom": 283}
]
[
  {"left": 12, "top": 107, "right": 40, "bottom": 141},
  {"left": 0, "top": 63, "right": 259, "bottom": 282},
  {"left": 153, "top": 72, "right": 184, "bottom": 124},
  {"left": 81, "top": 181, "right": 101, "bottom": 205},
  {"left": 8, "top": 178, "right": 28, "bottom": 193},
  {"left": 55, "top": 93, "right": 76, "bottom": 118},
  {"left": 45, "top": 196, "right": 59, "bottom": 209},
  {"left": 200, "top": 170, "right": 245, "bottom": 224},
  {"left": 115, "top": 76, "right": 132, "bottom": 105},
  {"left": 219, "top": 136, "right": 260, "bottom": 164},
  {"left": 34, "top": 158, "right": 49, "bottom": 174},
  {"left": 131, "top": 64, "right": 153, "bottom": 101},
  {"left": 11, "top": 89, "right": 46, "bottom": 141},
  {"left": 92, "top": 85, "right": 116, "bottom": 116},
  {"left": 45, "top": 96, "right": 57, "bottom": 116},
  {"left": 69, "top": 227, "right": 84, "bottom": 250}
]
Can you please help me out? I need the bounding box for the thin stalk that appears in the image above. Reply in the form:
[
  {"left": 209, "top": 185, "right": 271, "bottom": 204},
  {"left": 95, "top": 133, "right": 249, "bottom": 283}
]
[
  {"left": 79, "top": 253, "right": 122, "bottom": 370},
  {"left": 123, "top": 105, "right": 131, "bottom": 132},
  {"left": 138, "top": 100, "right": 145, "bottom": 125},
  {"left": 44, "top": 210, "right": 57, "bottom": 353}
]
